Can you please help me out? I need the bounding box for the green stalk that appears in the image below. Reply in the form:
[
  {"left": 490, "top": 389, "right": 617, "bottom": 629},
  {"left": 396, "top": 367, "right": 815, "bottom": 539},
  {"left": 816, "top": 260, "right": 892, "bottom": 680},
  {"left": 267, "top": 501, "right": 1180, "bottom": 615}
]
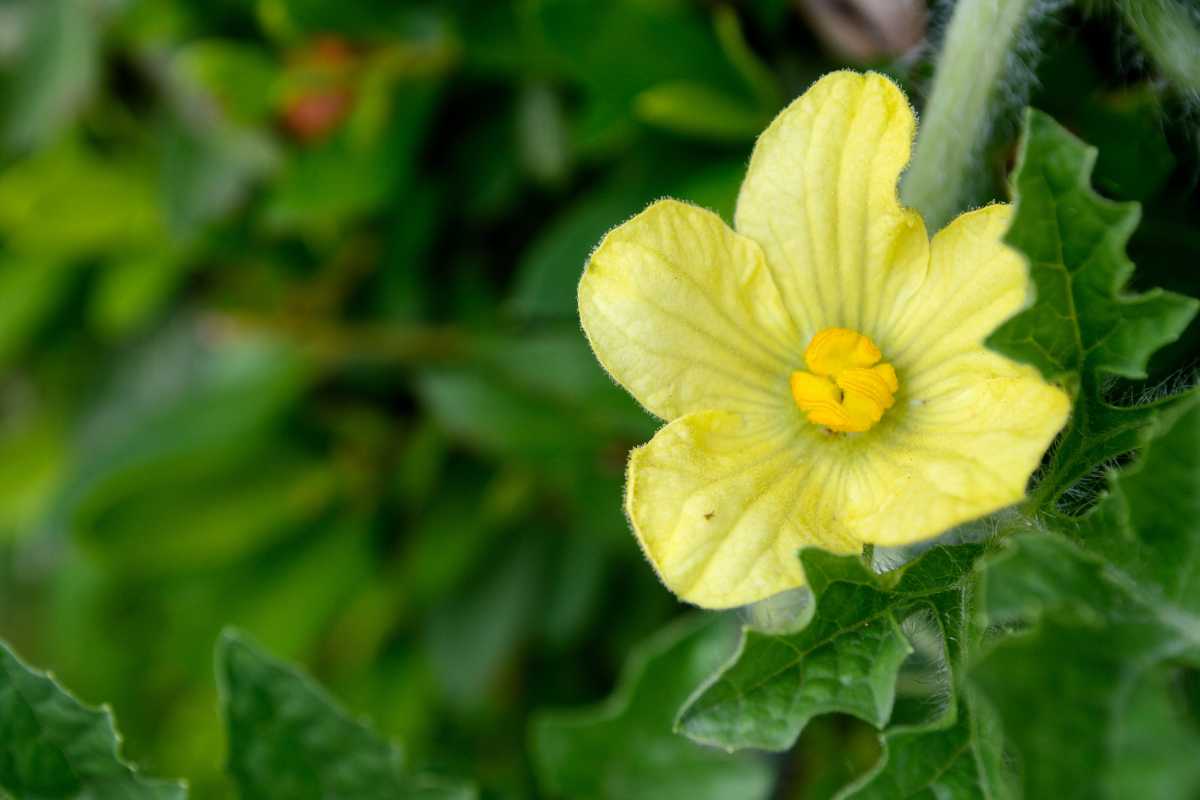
[
  {"left": 1112, "top": 0, "right": 1200, "bottom": 92},
  {"left": 901, "top": 0, "right": 1041, "bottom": 232}
]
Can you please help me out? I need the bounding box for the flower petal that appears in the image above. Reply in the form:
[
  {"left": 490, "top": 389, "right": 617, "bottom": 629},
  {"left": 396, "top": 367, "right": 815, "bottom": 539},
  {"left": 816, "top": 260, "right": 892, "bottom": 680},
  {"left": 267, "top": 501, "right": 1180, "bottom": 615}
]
[
  {"left": 885, "top": 204, "right": 1031, "bottom": 382},
  {"left": 847, "top": 355, "right": 1070, "bottom": 545},
  {"left": 840, "top": 204, "right": 1071, "bottom": 545},
  {"left": 626, "top": 409, "right": 860, "bottom": 608},
  {"left": 735, "top": 71, "right": 928, "bottom": 341},
  {"left": 579, "top": 198, "right": 802, "bottom": 421}
]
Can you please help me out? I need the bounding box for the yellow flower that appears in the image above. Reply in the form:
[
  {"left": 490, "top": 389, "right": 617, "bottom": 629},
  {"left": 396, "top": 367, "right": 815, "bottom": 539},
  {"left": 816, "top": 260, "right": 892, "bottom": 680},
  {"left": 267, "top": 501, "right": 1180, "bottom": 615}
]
[{"left": 578, "top": 71, "right": 1070, "bottom": 609}]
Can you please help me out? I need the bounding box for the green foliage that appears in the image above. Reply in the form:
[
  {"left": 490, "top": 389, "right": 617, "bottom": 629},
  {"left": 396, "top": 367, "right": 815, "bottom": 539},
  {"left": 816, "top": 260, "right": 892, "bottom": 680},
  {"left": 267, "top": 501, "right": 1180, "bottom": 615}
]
[
  {"left": 0, "top": 1, "right": 1198, "bottom": 797},
  {"left": 531, "top": 616, "right": 773, "bottom": 800},
  {"left": 678, "top": 547, "right": 975, "bottom": 751},
  {"left": 0, "top": 639, "right": 186, "bottom": 799},
  {"left": 1109, "top": 0, "right": 1200, "bottom": 93},
  {"left": 972, "top": 398, "right": 1200, "bottom": 799},
  {"left": 218, "top": 630, "right": 475, "bottom": 800},
  {"left": 988, "top": 110, "right": 1198, "bottom": 505},
  {"left": 671, "top": 107, "right": 1200, "bottom": 798},
  {"left": 678, "top": 543, "right": 1015, "bottom": 798}
]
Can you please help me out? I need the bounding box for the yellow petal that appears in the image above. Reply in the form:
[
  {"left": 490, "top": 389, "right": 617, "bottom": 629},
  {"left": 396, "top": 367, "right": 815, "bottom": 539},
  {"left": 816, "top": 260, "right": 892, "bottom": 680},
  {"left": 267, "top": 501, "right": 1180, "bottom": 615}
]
[
  {"left": 735, "top": 71, "right": 928, "bottom": 340},
  {"left": 579, "top": 198, "right": 801, "bottom": 421},
  {"left": 626, "top": 409, "right": 860, "bottom": 609},
  {"left": 848, "top": 355, "right": 1070, "bottom": 545},
  {"left": 839, "top": 204, "right": 1071, "bottom": 545},
  {"left": 885, "top": 204, "right": 1031, "bottom": 382}
]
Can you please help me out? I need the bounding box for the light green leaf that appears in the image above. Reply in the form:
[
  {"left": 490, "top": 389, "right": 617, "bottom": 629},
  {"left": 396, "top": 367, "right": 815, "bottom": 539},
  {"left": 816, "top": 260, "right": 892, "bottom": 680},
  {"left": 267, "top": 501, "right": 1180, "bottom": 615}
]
[
  {"left": 987, "top": 109, "right": 1198, "bottom": 506},
  {"left": 0, "top": 138, "right": 164, "bottom": 259},
  {"left": 217, "top": 629, "right": 475, "bottom": 800},
  {"left": 532, "top": 0, "right": 748, "bottom": 153},
  {"left": 677, "top": 545, "right": 983, "bottom": 753},
  {"left": 0, "top": 639, "right": 186, "bottom": 799},
  {"left": 633, "top": 82, "right": 767, "bottom": 141},
  {"left": 0, "top": 0, "right": 104, "bottom": 151},
  {"left": 530, "top": 616, "right": 773, "bottom": 800}
]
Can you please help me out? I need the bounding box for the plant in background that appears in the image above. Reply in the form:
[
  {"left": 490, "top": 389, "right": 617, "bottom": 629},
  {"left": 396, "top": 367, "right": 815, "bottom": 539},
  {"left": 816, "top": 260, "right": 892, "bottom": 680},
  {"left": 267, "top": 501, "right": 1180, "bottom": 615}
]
[{"left": 0, "top": 0, "right": 1198, "bottom": 798}]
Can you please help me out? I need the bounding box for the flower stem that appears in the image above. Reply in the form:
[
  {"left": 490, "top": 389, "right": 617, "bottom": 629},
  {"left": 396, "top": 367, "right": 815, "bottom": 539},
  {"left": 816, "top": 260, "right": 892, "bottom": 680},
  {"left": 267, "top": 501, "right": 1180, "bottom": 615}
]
[
  {"left": 901, "top": 0, "right": 1042, "bottom": 231},
  {"left": 1110, "top": 0, "right": 1200, "bottom": 93}
]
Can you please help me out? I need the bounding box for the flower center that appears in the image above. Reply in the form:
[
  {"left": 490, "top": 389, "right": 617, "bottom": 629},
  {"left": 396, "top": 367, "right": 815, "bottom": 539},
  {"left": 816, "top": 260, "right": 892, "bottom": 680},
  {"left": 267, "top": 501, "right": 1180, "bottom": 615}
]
[{"left": 790, "top": 327, "right": 898, "bottom": 433}]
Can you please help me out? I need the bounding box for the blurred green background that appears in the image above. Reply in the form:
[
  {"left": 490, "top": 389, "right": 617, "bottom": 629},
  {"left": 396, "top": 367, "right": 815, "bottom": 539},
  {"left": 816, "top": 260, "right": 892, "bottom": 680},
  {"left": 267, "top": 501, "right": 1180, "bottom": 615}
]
[{"left": 0, "top": 0, "right": 1197, "bottom": 797}]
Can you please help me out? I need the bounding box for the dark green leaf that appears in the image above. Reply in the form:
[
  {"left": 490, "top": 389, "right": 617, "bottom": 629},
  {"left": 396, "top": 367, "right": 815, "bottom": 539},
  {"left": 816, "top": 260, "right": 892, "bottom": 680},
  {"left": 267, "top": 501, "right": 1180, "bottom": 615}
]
[
  {"left": 417, "top": 328, "right": 654, "bottom": 465},
  {"left": 217, "top": 629, "right": 475, "bottom": 800},
  {"left": 1075, "top": 395, "right": 1200, "bottom": 612},
  {"left": 530, "top": 616, "right": 773, "bottom": 800},
  {"left": 0, "top": 639, "right": 186, "bottom": 799},
  {"left": 987, "top": 109, "right": 1198, "bottom": 505},
  {"left": 839, "top": 697, "right": 1013, "bottom": 800},
  {"left": 973, "top": 400, "right": 1200, "bottom": 799},
  {"left": 829, "top": 546, "right": 1014, "bottom": 800},
  {"left": 532, "top": 0, "right": 749, "bottom": 153},
  {"left": 677, "top": 545, "right": 983, "bottom": 753}
]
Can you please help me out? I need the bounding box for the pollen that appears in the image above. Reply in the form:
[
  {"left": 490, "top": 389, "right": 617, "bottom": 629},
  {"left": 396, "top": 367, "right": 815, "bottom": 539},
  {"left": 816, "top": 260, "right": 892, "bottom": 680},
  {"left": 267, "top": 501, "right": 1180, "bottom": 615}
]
[{"left": 790, "top": 328, "right": 898, "bottom": 433}]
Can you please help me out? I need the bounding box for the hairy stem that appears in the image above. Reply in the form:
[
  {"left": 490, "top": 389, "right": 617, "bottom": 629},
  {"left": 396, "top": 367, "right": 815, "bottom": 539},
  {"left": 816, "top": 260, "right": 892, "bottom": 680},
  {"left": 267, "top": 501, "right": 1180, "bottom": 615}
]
[
  {"left": 902, "top": 0, "right": 1041, "bottom": 231},
  {"left": 1112, "top": 0, "right": 1200, "bottom": 93}
]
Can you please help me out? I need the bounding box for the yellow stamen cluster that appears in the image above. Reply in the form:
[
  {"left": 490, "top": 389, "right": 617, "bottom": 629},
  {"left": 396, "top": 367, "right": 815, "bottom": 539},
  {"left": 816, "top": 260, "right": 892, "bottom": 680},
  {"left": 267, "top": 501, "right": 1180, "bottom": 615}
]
[{"left": 790, "top": 328, "right": 898, "bottom": 433}]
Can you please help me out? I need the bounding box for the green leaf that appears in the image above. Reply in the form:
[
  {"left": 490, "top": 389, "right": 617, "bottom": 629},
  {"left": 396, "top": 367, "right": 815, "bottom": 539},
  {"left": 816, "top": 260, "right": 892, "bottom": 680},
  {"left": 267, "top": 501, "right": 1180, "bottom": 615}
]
[
  {"left": 839, "top": 697, "right": 1013, "bottom": 800},
  {"left": 532, "top": 0, "right": 749, "bottom": 153},
  {"left": 0, "top": 0, "right": 104, "bottom": 151},
  {"left": 677, "top": 545, "right": 982, "bottom": 753},
  {"left": 217, "top": 629, "right": 475, "bottom": 800},
  {"left": 972, "top": 400, "right": 1200, "bottom": 799},
  {"left": 417, "top": 328, "right": 654, "bottom": 466},
  {"left": 987, "top": 109, "right": 1198, "bottom": 505},
  {"left": 0, "top": 639, "right": 186, "bottom": 799},
  {"left": 1107, "top": 666, "right": 1200, "bottom": 800},
  {"left": 633, "top": 82, "right": 768, "bottom": 141},
  {"left": 530, "top": 616, "right": 773, "bottom": 800},
  {"left": 972, "top": 603, "right": 1186, "bottom": 800},
  {"left": 50, "top": 322, "right": 316, "bottom": 571},
  {"left": 1075, "top": 394, "right": 1200, "bottom": 613},
  {"left": 839, "top": 544, "right": 1013, "bottom": 797},
  {"left": 0, "top": 138, "right": 165, "bottom": 259}
]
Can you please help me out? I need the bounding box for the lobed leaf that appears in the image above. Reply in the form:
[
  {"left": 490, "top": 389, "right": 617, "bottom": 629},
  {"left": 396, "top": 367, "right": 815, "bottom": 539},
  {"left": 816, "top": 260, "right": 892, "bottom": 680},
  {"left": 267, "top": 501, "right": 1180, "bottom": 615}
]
[
  {"left": 987, "top": 109, "right": 1198, "bottom": 505},
  {"left": 217, "top": 629, "right": 474, "bottom": 800},
  {"left": 0, "top": 639, "right": 186, "bottom": 799},
  {"left": 839, "top": 699, "right": 1013, "bottom": 800},
  {"left": 972, "top": 400, "right": 1200, "bottom": 799},
  {"left": 676, "top": 546, "right": 983, "bottom": 754},
  {"left": 530, "top": 615, "right": 773, "bottom": 800}
]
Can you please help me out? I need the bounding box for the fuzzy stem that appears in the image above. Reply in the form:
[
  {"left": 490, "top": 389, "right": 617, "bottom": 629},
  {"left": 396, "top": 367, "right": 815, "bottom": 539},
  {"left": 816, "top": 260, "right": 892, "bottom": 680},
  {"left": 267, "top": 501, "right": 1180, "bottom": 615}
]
[
  {"left": 901, "top": 0, "right": 1040, "bottom": 231},
  {"left": 1112, "top": 0, "right": 1200, "bottom": 93}
]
